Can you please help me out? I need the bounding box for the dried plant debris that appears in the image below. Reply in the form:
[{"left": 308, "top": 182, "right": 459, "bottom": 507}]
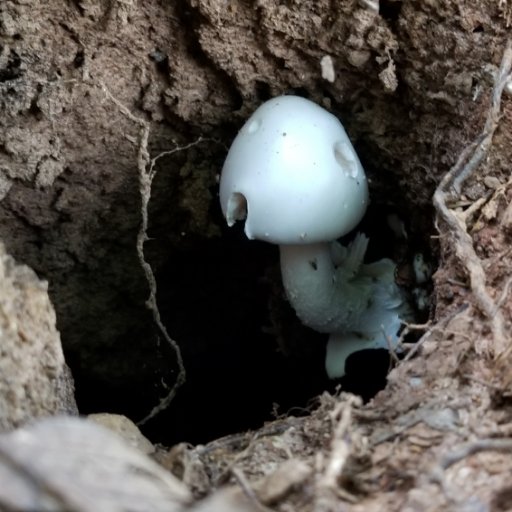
[
  {"left": 156, "top": 394, "right": 371, "bottom": 510},
  {"left": 433, "top": 37, "right": 512, "bottom": 356}
]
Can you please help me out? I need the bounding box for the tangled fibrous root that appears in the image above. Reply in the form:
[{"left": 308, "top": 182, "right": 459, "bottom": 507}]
[{"left": 433, "top": 38, "right": 512, "bottom": 357}]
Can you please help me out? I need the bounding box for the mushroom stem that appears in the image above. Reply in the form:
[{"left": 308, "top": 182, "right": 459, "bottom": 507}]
[
  {"left": 279, "top": 235, "right": 370, "bottom": 334},
  {"left": 279, "top": 234, "right": 410, "bottom": 378},
  {"left": 325, "top": 329, "right": 400, "bottom": 379}
]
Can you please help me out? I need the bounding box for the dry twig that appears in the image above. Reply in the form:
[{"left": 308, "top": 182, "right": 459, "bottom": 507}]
[{"left": 432, "top": 38, "right": 512, "bottom": 355}]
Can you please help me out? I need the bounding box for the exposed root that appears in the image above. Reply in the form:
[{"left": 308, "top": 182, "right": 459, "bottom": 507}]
[
  {"left": 493, "top": 275, "right": 512, "bottom": 317},
  {"left": 439, "top": 438, "right": 512, "bottom": 471},
  {"left": 430, "top": 438, "right": 512, "bottom": 502},
  {"left": 397, "top": 305, "right": 470, "bottom": 364},
  {"left": 100, "top": 83, "right": 210, "bottom": 425},
  {"left": 432, "top": 38, "right": 512, "bottom": 356},
  {"left": 394, "top": 321, "right": 430, "bottom": 360}
]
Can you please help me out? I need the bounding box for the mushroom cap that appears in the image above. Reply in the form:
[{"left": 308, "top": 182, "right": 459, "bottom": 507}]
[{"left": 219, "top": 96, "right": 369, "bottom": 245}]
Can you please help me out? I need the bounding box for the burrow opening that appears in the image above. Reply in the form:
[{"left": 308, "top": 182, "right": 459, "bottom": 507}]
[{"left": 71, "top": 137, "right": 436, "bottom": 448}]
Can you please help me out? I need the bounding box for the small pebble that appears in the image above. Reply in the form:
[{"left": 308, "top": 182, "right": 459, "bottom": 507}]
[
  {"left": 483, "top": 176, "right": 501, "bottom": 189},
  {"left": 320, "top": 56, "right": 335, "bottom": 83}
]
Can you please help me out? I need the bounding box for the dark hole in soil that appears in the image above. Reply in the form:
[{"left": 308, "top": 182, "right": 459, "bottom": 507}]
[
  {"left": 140, "top": 199, "right": 430, "bottom": 445},
  {"left": 71, "top": 185, "right": 432, "bottom": 447},
  {"left": 70, "top": 128, "right": 434, "bottom": 448},
  {"left": 255, "top": 81, "right": 273, "bottom": 101},
  {"left": 139, "top": 228, "right": 330, "bottom": 446},
  {"left": 379, "top": 0, "right": 402, "bottom": 25}
]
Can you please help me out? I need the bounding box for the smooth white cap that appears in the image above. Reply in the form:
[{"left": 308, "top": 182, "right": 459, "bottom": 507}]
[{"left": 219, "top": 96, "right": 369, "bottom": 244}]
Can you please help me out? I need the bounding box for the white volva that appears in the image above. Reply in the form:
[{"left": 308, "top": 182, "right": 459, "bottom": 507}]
[{"left": 219, "top": 95, "right": 410, "bottom": 378}]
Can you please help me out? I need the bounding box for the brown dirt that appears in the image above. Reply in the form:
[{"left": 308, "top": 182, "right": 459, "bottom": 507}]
[{"left": 1, "top": 0, "right": 512, "bottom": 510}]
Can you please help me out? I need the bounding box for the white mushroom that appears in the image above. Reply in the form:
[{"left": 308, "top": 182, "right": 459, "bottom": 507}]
[{"left": 220, "top": 95, "right": 410, "bottom": 378}]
